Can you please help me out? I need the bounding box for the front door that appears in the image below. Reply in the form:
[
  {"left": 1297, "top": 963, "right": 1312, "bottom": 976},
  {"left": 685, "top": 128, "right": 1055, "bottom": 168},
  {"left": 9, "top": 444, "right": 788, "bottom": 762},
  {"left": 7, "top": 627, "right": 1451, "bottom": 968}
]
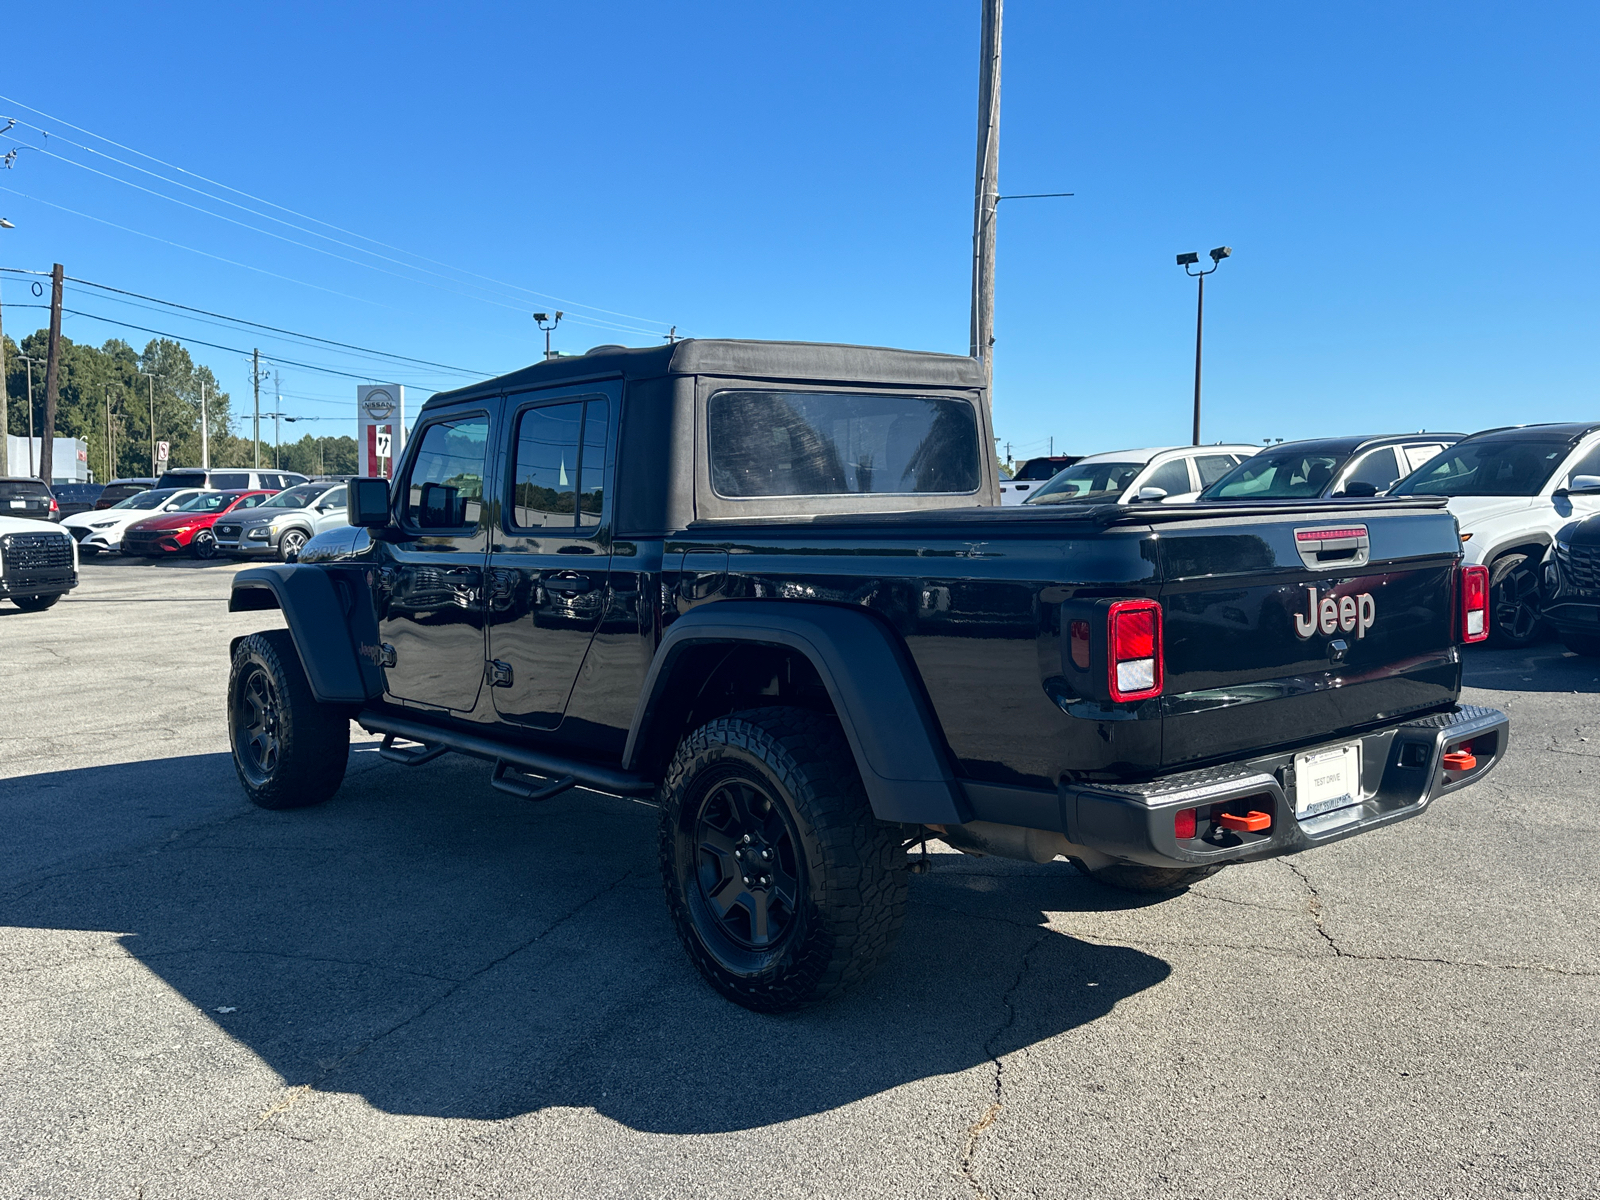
[
  {"left": 486, "top": 387, "right": 615, "bottom": 728},
  {"left": 378, "top": 410, "right": 492, "bottom": 713}
]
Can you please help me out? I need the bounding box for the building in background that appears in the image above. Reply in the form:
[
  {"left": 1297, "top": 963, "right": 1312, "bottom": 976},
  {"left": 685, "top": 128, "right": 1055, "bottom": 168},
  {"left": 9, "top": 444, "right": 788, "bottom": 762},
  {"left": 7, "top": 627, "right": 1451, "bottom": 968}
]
[
  {"left": 5, "top": 436, "right": 91, "bottom": 483},
  {"left": 357, "top": 385, "right": 406, "bottom": 478}
]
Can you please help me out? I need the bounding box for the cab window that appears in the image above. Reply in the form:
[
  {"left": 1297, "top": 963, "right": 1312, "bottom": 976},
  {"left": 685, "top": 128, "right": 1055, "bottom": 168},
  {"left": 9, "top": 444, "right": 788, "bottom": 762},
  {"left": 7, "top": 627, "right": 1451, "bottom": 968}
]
[
  {"left": 508, "top": 398, "right": 609, "bottom": 533},
  {"left": 404, "top": 415, "right": 488, "bottom": 530}
]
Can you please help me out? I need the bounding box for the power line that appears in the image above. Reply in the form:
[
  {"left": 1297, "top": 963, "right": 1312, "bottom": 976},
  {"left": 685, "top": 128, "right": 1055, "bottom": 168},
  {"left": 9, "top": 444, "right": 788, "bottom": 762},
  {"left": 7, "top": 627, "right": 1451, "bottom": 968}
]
[
  {"left": 62, "top": 275, "right": 486, "bottom": 375},
  {"left": 2, "top": 121, "right": 671, "bottom": 336},
  {"left": 0, "top": 98, "right": 679, "bottom": 332},
  {"left": 0, "top": 183, "right": 395, "bottom": 309}
]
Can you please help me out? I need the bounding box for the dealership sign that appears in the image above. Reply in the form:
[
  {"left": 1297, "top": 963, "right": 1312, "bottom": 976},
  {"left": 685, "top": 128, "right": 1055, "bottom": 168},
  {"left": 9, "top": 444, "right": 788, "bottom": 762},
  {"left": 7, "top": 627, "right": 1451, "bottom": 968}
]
[{"left": 357, "top": 385, "right": 405, "bottom": 478}]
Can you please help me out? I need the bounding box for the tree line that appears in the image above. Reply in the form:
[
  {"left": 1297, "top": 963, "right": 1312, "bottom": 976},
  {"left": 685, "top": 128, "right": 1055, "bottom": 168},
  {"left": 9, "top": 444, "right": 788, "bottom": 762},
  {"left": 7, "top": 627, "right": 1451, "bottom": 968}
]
[{"left": 2, "top": 325, "right": 354, "bottom": 480}]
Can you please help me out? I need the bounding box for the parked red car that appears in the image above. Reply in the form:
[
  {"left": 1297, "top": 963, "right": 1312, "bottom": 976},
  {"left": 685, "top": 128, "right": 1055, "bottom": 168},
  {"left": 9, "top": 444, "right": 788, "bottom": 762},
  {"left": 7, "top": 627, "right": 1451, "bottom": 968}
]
[{"left": 121, "top": 490, "right": 276, "bottom": 559}]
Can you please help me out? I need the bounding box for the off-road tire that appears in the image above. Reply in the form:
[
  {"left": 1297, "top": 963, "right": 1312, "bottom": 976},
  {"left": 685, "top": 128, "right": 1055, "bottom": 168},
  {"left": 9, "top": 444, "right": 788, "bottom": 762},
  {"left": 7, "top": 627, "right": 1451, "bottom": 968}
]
[
  {"left": 228, "top": 629, "right": 349, "bottom": 810},
  {"left": 277, "top": 528, "right": 309, "bottom": 562},
  {"left": 1086, "top": 861, "right": 1224, "bottom": 893},
  {"left": 1488, "top": 552, "right": 1543, "bottom": 648},
  {"left": 659, "top": 706, "right": 907, "bottom": 1012},
  {"left": 10, "top": 593, "right": 61, "bottom": 611}
]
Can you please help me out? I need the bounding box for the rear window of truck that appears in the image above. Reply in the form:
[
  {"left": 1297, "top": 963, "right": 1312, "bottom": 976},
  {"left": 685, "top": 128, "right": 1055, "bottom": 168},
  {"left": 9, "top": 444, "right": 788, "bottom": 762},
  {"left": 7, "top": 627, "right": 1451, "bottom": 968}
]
[{"left": 707, "top": 391, "right": 981, "bottom": 498}]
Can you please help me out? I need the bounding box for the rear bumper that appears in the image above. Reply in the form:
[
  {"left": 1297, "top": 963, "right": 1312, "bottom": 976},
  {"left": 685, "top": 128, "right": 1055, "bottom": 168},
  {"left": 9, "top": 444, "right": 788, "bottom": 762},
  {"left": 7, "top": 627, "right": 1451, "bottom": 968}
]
[{"left": 962, "top": 704, "right": 1509, "bottom": 870}]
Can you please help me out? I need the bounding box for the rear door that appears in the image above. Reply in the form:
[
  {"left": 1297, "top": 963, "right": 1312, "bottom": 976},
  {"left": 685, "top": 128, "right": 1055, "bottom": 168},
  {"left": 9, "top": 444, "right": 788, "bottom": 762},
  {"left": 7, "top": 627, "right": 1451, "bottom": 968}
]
[
  {"left": 376, "top": 410, "right": 493, "bottom": 713},
  {"left": 1157, "top": 506, "right": 1461, "bottom": 768},
  {"left": 485, "top": 386, "right": 615, "bottom": 728}
]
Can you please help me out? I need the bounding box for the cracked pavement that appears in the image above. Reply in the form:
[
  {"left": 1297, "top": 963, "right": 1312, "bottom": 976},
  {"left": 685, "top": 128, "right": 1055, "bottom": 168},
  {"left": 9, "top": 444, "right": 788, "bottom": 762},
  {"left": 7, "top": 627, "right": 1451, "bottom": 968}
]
[{"left": 2, "top": 558, "right": 1597, "bottom": 1198}]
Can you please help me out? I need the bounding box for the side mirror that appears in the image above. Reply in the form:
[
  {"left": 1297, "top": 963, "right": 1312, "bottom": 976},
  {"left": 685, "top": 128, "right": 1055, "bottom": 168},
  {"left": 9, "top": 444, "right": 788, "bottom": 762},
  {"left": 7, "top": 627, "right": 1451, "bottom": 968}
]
[
  {"left": 347, "top": 477, "right": 392, "bottom": 528},
  {"left": 1135, "top": 486, "right": 1168, "bottom": 502},
  {"left": 1339, "top": 481, "right": 1379, "bottom": 498},
  {"left": 1568, "top": 474, "right": 1600, "bottom": 495}
]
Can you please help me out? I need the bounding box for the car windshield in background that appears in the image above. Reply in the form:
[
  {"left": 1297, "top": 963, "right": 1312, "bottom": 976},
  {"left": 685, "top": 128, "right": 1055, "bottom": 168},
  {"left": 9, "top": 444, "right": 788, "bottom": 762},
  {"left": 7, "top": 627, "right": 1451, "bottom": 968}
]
[
  {"left": 112, "top": 489, "right": 181, "bottom": 510},
  {"left": 0, "top": 480, "right": 51, "bottom": 499},
  {"left": 1392, "top": 440, "right": 1570, "bottom": 497},
  {"left": 178, "top": 492, "right": 240, "bottom": 513},
  {"left": 1024, "top": 462, "right": 1143, "bottom": 504},
  {"left": 259, "top": 484, "right": 322, "bottom": 509},
  {"left": 707, "top": 391, "right": 981, "bottom": 497},
  {"left": 1202, "top": 451, "right": 1346, "bottom": 499}
]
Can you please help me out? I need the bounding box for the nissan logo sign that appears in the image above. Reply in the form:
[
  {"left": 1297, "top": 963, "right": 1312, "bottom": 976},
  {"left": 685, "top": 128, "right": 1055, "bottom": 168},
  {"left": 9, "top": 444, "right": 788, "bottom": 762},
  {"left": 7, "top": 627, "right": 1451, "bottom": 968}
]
[{"left": 362, "top": 389, "right": 396, "bottom": 420}]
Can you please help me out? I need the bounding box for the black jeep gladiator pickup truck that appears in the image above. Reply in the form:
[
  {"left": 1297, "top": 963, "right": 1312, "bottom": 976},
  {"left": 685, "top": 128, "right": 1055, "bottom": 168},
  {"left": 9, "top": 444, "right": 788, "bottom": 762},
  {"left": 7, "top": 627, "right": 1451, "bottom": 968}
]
[{"left": 226, "top": 340, "right": 1508, "bottom": 1011}]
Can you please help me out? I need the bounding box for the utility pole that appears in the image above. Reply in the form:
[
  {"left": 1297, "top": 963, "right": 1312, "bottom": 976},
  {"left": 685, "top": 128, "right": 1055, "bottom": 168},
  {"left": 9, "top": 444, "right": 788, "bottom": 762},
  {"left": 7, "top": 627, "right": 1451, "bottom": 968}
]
[
  {"left": 199, "top": 380, "right": 209, "bottom": 468},
  {"left": 969, "top": 0, "right": 1003, "bottom": 392},
  {"left": 273, "top": 371, "right": 283, "bottom": 469},
  {"left": 40, "top": 263, "right": 63, "bottom": 483},
  {"left": 105, "top": 388, "right": 113, "bottom": 481},
  {"left": 18, "top": 355, "right": 41, "bottom": 477},
  {"left": 250, "top": 349, "right": 263, "bottom": 468},
  {"left": 139, "top": 370, "right": 157, "bottom": 475}
]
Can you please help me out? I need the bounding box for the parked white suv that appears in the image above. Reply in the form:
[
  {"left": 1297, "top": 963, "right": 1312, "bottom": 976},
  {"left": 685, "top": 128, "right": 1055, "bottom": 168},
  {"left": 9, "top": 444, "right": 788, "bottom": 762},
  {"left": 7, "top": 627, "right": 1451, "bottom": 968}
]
[
  {"left": 1021, "top": 445, "right": 1260, "bottom": 506},
  {"left": 1390, "top": 423, "right": 1600, "bottom": 647}
]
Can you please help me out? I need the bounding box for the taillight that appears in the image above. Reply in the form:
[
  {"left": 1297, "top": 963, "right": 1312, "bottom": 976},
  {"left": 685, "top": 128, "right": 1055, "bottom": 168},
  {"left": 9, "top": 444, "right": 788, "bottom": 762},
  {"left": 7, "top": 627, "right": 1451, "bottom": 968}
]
[
  {"left": 1461, "top": 564, "right": 1489, "bottom": 643},
  {"left": 49, "top": 497, "right": 59, "bottom": 512},
  {"left": 1107, "top": 598, "right": 1163, "bottom": 702}
]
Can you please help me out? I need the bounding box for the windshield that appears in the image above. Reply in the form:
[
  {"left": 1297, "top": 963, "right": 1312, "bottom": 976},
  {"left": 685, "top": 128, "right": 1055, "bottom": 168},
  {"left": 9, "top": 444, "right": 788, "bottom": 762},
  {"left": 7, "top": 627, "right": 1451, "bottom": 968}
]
[
  {"left": 1201, "top": 450, "right": 1348, "bottom": 499},
  {"left": 1392, "top": 439, "right": 1570, "bottom": 497},
  {"left": 1023, "top": 461, "right": 1143, "bottom": 504},
  {"left": 260, "top": 484, "right": 322, "bottom": 509},
  {"left": 112, "top": 489, "right": 182, "bottom": 511},
  {"left": 177, "top": 491, "right": 240, "bottom": 513}
]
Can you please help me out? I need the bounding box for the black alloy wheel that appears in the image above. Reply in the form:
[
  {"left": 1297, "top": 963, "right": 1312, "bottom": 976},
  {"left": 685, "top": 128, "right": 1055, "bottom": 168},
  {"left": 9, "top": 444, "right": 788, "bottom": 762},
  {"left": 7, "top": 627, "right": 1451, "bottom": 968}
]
[
  {"left": 278, "top": 529, "right": 308, "bottom": 562},
  {"left": 1488, "top": 553, "right": 1543, "bottom": 648},
  {"left": 191, "top": 528, "right": 219, "bottom": 559},
  {"left": 227, "top": 629, "right": 349, "bottom": 809},
  {"left": 659, "top": 707, "right": 908, "bottom": 1012},
  {"left": 236, "top": 665, "right": 282, "bottom": 779},
  {"left": 691, "top": 773, "right": 804, "bottom": 954}
]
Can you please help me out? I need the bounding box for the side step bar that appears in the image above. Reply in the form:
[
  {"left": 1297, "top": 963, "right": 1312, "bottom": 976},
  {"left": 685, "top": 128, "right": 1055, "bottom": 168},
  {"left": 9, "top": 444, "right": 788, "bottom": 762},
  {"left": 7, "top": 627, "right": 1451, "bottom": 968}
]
[{"left": 357, "top": 709, "right": 656, "bottom": 799}]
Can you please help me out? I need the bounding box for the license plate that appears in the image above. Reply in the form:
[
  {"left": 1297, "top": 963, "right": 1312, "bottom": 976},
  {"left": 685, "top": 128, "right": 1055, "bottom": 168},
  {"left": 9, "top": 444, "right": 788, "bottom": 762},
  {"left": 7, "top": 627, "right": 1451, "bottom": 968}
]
[
  {"left": 8, "top": 499, "right": 23, "bottom": 508},
  {"left": 1295, "top": 743, "right": 1361, "bottom": 817}
]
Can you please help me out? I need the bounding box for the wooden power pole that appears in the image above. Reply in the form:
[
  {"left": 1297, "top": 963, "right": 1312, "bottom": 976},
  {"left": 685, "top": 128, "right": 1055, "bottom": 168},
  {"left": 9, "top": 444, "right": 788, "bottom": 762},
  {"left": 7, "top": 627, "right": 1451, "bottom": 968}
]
[
  {"left": 970, "top": 0, "right": 1003, "bottom": 389},
  {"left": 40, "top": 263, "right": 63, "bottom": 482}
]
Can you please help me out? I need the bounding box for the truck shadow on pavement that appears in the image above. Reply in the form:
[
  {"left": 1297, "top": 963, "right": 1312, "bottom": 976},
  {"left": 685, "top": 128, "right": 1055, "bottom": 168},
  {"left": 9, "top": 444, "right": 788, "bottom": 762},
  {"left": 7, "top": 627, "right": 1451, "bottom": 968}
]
[
  {"left": 1, "top": 747, "right": 1171, "bottom": 1133},
  {"left": 1462, "top": 640, "right": 1600, "bottom": 693}
]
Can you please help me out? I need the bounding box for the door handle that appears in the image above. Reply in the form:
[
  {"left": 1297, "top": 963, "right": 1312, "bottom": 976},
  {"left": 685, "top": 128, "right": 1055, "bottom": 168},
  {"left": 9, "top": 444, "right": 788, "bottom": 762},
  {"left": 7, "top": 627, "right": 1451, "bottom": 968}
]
[{"left": 544, "top": 575, "right": 592, "bottom": 595}]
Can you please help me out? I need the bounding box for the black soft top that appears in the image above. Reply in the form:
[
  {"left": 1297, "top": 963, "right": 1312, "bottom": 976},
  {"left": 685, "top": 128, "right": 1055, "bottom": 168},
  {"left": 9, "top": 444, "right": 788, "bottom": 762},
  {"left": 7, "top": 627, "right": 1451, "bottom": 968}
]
[{"left": 427, "top": 339, "right": 985, "bottom": 407}]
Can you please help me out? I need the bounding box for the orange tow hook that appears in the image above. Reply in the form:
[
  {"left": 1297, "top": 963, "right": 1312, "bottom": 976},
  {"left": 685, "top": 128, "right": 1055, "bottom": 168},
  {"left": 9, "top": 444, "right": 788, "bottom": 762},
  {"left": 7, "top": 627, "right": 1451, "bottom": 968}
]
[
  {"left": 1442, "top": 750, "right": 1477, "bottom": 771},
  {"left": 1217, "top": 810, "right": 1272, "bottom": 833}
]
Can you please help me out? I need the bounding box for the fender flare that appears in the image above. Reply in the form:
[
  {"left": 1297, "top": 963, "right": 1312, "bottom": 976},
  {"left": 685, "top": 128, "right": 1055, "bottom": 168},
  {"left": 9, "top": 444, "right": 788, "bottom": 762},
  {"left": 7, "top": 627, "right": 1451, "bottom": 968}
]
[
  {"left": 623, "top": 600, "right": 972, "bottom": 826},
  {"left": 229, "top": 564, "right": 383, "bottom": 704}
]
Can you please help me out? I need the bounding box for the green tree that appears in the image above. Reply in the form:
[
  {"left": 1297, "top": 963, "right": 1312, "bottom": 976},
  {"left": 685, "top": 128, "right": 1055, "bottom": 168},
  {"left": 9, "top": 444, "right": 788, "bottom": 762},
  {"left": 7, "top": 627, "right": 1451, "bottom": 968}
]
[{"left": 4, "top": 327, "right": 236, "bottom": 481}]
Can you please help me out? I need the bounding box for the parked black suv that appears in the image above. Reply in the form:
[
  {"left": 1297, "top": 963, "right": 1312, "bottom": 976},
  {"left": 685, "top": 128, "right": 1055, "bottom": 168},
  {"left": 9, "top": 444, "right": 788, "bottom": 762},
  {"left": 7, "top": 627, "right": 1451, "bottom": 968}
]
[
  {"left": 0, "top": 478, "right": 59, "bottom": 521},
  {"left": 225, "top": 340, "right": 1508, "bottom": 1011}
]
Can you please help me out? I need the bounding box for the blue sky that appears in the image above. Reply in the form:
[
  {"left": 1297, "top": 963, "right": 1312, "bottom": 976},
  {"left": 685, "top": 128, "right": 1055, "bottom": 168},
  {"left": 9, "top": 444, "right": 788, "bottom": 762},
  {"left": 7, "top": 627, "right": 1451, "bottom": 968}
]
[{"left": 1, "top": 1, "right": 1595, "bottom": 461}]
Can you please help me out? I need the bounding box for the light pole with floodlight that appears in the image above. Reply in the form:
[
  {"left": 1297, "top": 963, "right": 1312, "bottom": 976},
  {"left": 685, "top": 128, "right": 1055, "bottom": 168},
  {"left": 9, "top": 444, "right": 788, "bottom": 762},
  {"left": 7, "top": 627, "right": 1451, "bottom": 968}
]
[
  {"left": 534, "top": 312, "right": 564, "bottom": 361},
  {"left": 1176, "top": 245, "right": 1231, "bottom": 445}
]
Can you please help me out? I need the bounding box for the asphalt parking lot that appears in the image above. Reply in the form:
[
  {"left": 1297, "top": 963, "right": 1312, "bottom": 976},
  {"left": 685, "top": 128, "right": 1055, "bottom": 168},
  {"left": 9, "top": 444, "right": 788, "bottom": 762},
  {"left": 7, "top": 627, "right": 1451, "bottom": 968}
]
[{"left": 3, "top": 556, "right": 1598, "bottom": 1199}]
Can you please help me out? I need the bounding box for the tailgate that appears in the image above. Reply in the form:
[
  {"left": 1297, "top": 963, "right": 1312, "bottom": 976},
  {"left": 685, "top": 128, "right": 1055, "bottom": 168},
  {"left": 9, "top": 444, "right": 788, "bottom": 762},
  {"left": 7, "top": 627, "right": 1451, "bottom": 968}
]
[{"left": 1153, "top": 504, "right": 1460, "bottom": 768}]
